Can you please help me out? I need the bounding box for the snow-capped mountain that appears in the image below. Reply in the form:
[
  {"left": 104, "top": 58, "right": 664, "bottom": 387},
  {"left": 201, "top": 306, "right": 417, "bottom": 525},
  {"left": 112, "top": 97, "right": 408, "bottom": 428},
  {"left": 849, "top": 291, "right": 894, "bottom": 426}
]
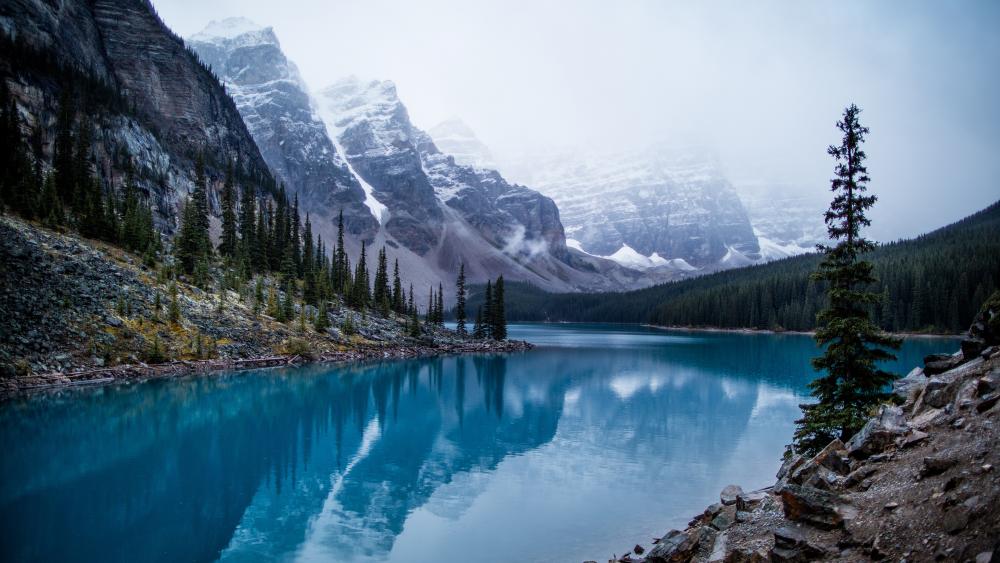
[
  {"left": 314, "top": 77, "right": 655, "bottom": 291},
  {"left": 188, "top": 18, "right": 377, "bottom": 238},
  {"left": 502, "top": 145, "right": 762, "bottom": 271},
  {"left": 738, "top": 181, "right": 827, "bottom": 260},
  {"left": 190, "top": 19, "right": 657, "bottom": 292},
  {"left": 427, "top": 118, "right": 498, "bottom": 170}
]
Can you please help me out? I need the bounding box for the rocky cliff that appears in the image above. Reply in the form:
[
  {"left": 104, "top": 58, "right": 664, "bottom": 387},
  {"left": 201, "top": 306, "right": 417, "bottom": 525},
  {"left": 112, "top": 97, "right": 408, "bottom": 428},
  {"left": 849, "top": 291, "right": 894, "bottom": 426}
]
[
  {"left": 186, "top": 18, "right": 377, "bottom": 238},
  {"left": 0, "top": 0, "right": 274, "bottom": 233},
  {"left": 598, "top": 298, "right": 1000, "bottom": 562}
]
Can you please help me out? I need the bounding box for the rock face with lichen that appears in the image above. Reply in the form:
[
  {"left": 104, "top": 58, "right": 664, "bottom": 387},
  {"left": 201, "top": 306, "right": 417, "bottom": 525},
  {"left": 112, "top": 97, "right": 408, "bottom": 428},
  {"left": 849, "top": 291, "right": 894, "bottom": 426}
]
[{"left": 598, "top": 296, "right": 1000, "bottom": 562}]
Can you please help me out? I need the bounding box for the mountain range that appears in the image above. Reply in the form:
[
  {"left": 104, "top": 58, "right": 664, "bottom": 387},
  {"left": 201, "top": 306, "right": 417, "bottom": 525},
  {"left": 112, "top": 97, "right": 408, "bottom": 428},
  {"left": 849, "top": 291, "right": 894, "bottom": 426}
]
[{"left": 1, "top": 2, "right": 824, "bottom": 298}]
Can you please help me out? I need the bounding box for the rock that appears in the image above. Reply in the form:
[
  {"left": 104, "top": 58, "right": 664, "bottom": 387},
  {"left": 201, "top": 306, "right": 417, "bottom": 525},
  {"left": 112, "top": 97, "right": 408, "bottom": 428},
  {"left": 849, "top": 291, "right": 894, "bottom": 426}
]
[
  {"left": 975, "top": 552, "right": 994, "bottom": 563},
  {"left": 910, "top": 407, "right": 946, "bottom": 429},
  {"left": 706, "top": 531, "right": 727, "bottom": 563},
  {"left": 736, "top": 490, "right": 769, "bottom": 512},
  {"left": 846, "top": 405, "right": 907, "bottom": 459},
  {"left": 723, "top": 547, "right": 770, "bottom": 562},
  {"left": 977, "top": 373, "right": 999, "bottom": 396},
  {"left": 720, "top": 484, "right": 744, "bottom": 506},
  {"left": 633, "top": 544, "right": 645, "bottom": 555},
  {"left": 977, "top": 391, "right": 1000, "bottom": 413},
  {"left": 942, "top": 507, "right": 970, "bottom": 534},
  {"left": 893, "top": 366, "right": 927, "bottom": 399},
  {"left": 898, "top": 430, "right": 929, "bottom": 449},
  {"left": 921, "top": 454, "right": 959, "bottom": 478},
  {"left": 883, "top": 501, "right": 899, "bottom": 511},
  {"left": 924, "top": 352, "right": 964, "bottom": 376},
  {"left": 771, "top": 525, "right": 825, "bottom": 562},
  {"left": 961, "top": 336, "right": 986, "bottom": 359},
  {"left": 843, "top": 465, "right": 877, "bottom": 488},
  {"left": 645, "top": 528, "right": 703, "bottom": 563},
  {"left": 776, "top": 454, "right": 804, "bottom": 480},
  {"left": 778, "top": 483, "right": 849, "bottom": 529},
  {"left": 710, "top": 511, "right": 734, "bottom": 531}
]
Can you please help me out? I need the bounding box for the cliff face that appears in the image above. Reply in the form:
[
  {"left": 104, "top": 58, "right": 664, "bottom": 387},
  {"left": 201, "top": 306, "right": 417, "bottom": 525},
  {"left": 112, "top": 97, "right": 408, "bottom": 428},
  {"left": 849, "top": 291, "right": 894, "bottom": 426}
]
[
  {"left": 187, "top": 19, "right": 377, "bottom": 238},
  {"left": 0, "top": 0, "right": 272, "bottom": 231}
]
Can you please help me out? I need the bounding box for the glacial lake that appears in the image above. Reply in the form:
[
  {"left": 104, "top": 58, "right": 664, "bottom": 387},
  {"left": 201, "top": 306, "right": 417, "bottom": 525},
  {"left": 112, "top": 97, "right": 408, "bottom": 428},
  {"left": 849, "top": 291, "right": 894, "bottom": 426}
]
[{"left": 0, "top": 324, "right": 959, "bottom": 563}]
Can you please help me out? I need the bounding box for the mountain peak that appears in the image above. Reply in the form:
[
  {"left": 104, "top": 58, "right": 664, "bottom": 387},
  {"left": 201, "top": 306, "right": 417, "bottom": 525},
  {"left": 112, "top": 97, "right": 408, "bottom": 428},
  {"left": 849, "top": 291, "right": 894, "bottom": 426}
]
[{"left": 189, "top": 17, "right": 275, "bottom": 44}]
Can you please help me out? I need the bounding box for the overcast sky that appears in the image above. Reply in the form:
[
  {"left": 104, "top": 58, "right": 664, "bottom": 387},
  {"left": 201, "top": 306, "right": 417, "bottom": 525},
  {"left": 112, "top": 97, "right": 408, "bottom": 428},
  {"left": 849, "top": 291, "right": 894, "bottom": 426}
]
[{"left": 152, "top": 0, "right": 1000, "bottom": 240}]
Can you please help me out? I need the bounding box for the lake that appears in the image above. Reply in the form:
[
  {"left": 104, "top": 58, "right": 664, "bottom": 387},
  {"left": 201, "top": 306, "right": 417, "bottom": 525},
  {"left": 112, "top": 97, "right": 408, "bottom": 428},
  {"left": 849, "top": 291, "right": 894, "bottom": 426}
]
[{"left": 0, "top": 324, "right": 958, "bottom": 562}]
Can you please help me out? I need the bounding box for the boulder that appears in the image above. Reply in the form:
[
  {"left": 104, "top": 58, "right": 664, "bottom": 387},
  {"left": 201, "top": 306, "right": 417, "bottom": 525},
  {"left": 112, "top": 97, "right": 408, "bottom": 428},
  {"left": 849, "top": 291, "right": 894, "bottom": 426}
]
[
  {"left": 921, "top": 454, "right": 958, "bottom": 478},
  {"left": 893, "top": 366, "right": 927, "bottom": 399},
  {"left": 778, "top": 483, "right": 849, "bottom": 529},
  {"left": 924, "top": 352, "right": 964, "bottom": 376},
  {"left": 846, "top": 405, "right": 907, "bottom": 459},
  {"left": 961, "top": 337, "right": 986, "bottom": 359},
  {"left": 645, "top": 528, "right": 703, "bottom": 563},
  {"left": 771, "top": 525, "right": 825, "bottom": 562},
  {"left": 720, "top": 484, "right": 744, "bottom": 506},
  {"left": 736, "top": 490, "right": 770, "bottom": 512},
  {"left": 977, "top": 391, "right": 1000, "bottom": 413},
  {"left": 776, "top": 454, "right": 805, "bottom": 480}
]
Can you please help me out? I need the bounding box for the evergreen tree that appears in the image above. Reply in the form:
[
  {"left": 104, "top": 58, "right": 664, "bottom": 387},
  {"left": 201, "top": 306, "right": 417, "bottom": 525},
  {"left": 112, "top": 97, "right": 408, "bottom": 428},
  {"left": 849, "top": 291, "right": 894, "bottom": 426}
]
[
  {"left": 253, "top": 202, "right": 269, "bottom": 272},
  {"left": 314, "top": 300, "right": 330, "bottom": 332},
  {"left": 291, "top": 193, "right": 301, "bottom": 276},
  {"left": 492, "top": 275, "right": 507, "bottom": 339},
  {"left": 436, "top": 282, "right": 445, "bottom": 326},
  {"left": 483, "top": 281, "right": 494, "bottom": 339},
  {"left": 353, "top": 242, "right": 370, "bottom": 309},
  {"left": 334, "top": 210, "right": 349, "bottom": 295},
  {"left": 427, "top": 286, "right": 434, "bottom": 323},
  {"left": 192, "top": 155, "right": 211, "bottom": 252},
  {"left": 302, "top": 214, "right": 317, "bottom": 304},
  {"left": 408, "top": 283, "right": 421, "bottom": 337},
  {"left": 219, "top": 163, "right": 238, "bottom": 257},
  {"left": 373, "top": 246, "right": 390, "bottom": 315},
  {"left": 473, "top": 306, "right": 485, "bottom": 339},
  {"left": 794, "top": 104, "right": 901, "bottom": 456},
  {"left": 392, "top": 259, "right": 404, "bottom": 314},
  {"left": 455, "top": 263, "right": 467, "bottom": 335}
]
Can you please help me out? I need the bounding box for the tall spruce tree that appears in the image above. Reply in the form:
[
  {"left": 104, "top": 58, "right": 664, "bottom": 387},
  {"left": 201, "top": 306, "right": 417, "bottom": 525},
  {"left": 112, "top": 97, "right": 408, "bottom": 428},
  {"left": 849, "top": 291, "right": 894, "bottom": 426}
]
[
  {"left": 492, "top": 275, "right": 507, "bottom": 340},
  {"left": 239, "top": 184, "right": 256, "bottom": 267},
  {"left": 473, "top": 306, "right": 485, "bottom": 339},
  {"left": 482, "top": 281, "right": 494, "bottom": 339},
  {"left": 352, "top": 242, "right": 369, "bottom": 308},
  {"left": 392, "top": 259, "right": 404, "bottom": 314},
  {"left": 793, "top": 104, "right": 901, "bottom": 456},
  {"left": 455, "top": 263, "right": 467, "bottom": 335},
  {"left": 436, "top": 282, "right": 445, "bottom": 326}
]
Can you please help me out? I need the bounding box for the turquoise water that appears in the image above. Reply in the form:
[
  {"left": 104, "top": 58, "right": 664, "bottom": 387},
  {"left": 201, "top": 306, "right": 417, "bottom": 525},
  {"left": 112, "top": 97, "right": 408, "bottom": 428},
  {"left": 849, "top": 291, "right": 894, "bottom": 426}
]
[{"left": 0, "top": 324, "right": 957, "bottom": 563}]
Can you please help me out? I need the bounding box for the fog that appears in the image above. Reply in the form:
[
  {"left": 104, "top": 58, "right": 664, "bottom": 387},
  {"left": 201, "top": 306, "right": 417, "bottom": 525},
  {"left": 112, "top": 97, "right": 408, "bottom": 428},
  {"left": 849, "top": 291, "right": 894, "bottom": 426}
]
[{"left": 152, "top": 0, "right": 1000, "bottom": 240}]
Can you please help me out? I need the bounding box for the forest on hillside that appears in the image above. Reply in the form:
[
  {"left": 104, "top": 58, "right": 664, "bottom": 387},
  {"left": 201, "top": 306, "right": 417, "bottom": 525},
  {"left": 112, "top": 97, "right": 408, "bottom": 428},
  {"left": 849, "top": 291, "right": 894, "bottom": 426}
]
[{"left": 462, "top": 200, "right": 1000, "bottom": 334}]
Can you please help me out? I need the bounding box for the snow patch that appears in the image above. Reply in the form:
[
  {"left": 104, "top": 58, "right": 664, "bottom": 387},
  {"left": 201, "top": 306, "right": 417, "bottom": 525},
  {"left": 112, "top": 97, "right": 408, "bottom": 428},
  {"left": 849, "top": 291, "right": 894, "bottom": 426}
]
[{"left": 190, "top": 17, "right": 264, "bottom": 41}]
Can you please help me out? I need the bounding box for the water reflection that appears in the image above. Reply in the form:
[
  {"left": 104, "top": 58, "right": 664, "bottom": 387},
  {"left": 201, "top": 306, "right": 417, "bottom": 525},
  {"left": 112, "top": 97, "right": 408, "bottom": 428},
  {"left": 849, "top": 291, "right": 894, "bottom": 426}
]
[{"left": 0, "top": 325, "right": 957, "bottom": 563}]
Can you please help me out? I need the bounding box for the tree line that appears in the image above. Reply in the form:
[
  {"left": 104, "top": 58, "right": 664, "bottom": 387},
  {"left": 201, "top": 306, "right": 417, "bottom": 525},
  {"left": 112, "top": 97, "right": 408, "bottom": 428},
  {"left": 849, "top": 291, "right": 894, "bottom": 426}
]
[{"left": 479, "top": 198, "right": 999, "bottom": 335}]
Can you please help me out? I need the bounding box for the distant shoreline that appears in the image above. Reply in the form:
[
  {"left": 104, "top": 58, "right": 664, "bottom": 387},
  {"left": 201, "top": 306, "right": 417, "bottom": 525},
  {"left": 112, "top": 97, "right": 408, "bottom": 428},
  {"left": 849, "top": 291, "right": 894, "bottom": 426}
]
[{"left": 503, "top": 320, "right": 962, "bottom": 339}]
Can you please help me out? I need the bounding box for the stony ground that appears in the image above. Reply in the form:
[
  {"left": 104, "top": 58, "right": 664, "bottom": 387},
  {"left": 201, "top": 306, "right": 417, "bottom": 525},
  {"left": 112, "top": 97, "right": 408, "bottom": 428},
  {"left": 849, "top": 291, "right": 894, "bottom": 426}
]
[
  {"left": 0, "top": 216, "right": 528, "bottom": 398},
  {"left": 598, "top": 299, "right": 1000, "bottom": 563}
]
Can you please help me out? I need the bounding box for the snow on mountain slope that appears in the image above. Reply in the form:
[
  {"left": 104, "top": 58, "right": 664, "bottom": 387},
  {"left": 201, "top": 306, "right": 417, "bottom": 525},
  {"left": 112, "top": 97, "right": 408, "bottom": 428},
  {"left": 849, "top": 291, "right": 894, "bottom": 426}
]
[
  {"left": 739, "top": 181, "right": 827, "bottom": 260},
  {"left": 503, "top": 145, "right": 761, "bottom": 269},
  {"left": 313, "top": 77, "right": 667, "bottom": 292},
  {"left": 187, "top": 20, "right": 377, "bottom": 238}
]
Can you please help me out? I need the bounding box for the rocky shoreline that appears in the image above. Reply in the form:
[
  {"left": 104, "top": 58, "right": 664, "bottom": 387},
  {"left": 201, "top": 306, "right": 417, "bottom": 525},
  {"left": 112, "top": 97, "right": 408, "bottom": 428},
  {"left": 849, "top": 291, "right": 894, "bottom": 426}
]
[
  {"left": 0, "top": 338, "right": 532, "bottom": 401},
  {"left": 600, "top": 297, "right": 1000, "bottom": 563}
]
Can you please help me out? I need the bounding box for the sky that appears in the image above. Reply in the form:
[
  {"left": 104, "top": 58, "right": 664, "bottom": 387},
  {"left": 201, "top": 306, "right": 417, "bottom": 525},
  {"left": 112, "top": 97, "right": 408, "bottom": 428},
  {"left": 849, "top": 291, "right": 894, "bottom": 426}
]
[{"left": 151, "top": 0, "right": 1000, "bottom": 240}]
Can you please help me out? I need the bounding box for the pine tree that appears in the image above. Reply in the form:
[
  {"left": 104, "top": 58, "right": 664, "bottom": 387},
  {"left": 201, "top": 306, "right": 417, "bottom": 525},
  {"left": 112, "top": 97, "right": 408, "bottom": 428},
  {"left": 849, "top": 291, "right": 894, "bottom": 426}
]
[
  {"left": 436, "top": 282, "right": 445, "bottom": 326},
  {"left": 254, "top": 202, "right": 269, "bottom": 272},
  {"left": 219, "top": 163, "right": 237, "bottom": 257},
  {"left": 373, "top": 246, "right": 390, "bottom": 316},
  {"left": 427, "top": 286, "right": 434, "bottom": 323},
  {"left": 483, "top": 281, "right": 494, "bottom": 339},
  {"left": 473, "top": 306, "right": 485, "bottom": 339},
  {"left": 334, "top": 210, "right": 348, "bottom": 295},
  {"left": 493, "top": 275, "right": 507, "bottom": 340},
  {"left": 302, "top": 214, "right": 317, "bottom": 304},
  {"left": 282, "top": 277, "right": 295, "bottom": 323},
  {"left": 794, "top": 104, "right": 901, "bottom": 456},
  {"left": 291, "top": 193, "right": 301, "bottom": 276},
  {"left": 353, "top": 242, "right": 370, "bottom": 309},
  {"left": 455, "top": 263, "right": 467, "bottom": 335},
  {"left": 392, "top": 259, "right": 404, "bottom": 314},
  {"left": 314, "top": 300, "right": 330, "bottom": 332},
  {"left": 192, "top": 155, "right": 211, "bottom": 253}
]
